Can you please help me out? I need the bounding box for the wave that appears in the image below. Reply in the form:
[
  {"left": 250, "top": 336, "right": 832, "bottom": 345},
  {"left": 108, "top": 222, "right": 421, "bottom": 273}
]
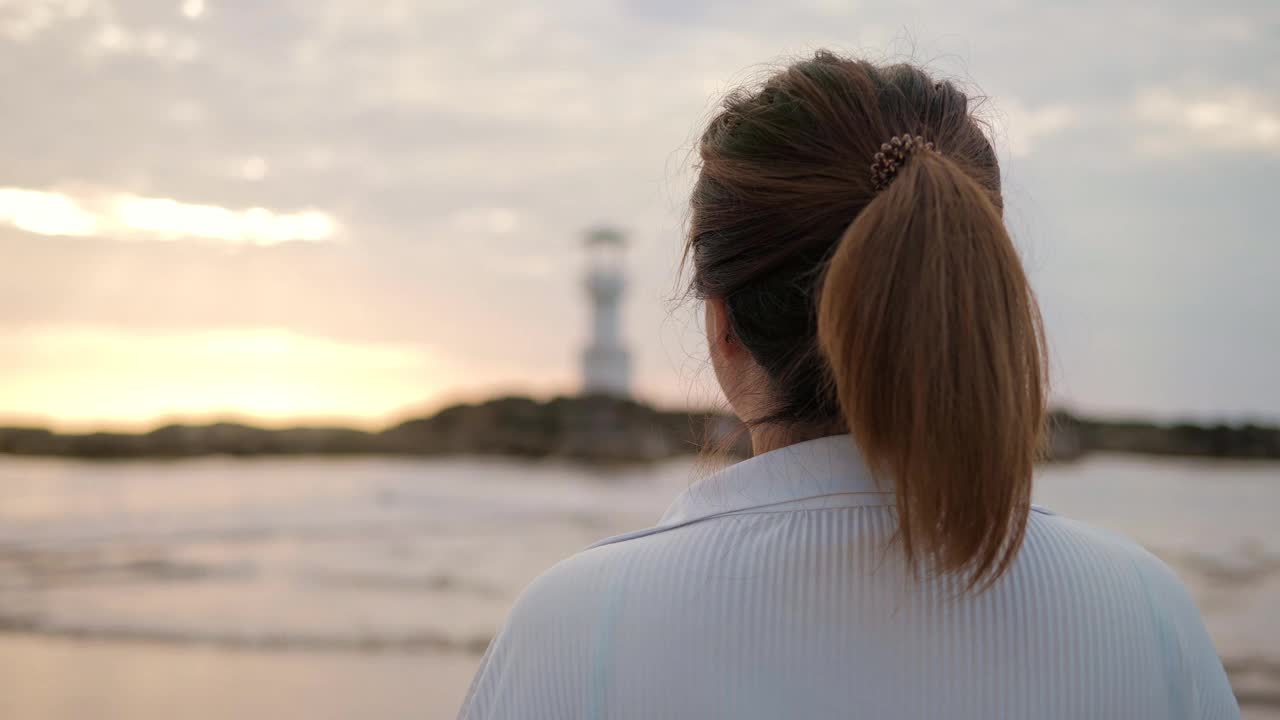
[
  {"left": 1224, "top": 657, "right": 1280, "bottom": 708},
  {"left": 0, "top": 614, "right": 492, "bottom": 655},
  {"left": 1167, "top": 547, "right": 1280, "bottom": 589},
  {"left": 0, "top": 544, "right": 505, "bottom": 597}
]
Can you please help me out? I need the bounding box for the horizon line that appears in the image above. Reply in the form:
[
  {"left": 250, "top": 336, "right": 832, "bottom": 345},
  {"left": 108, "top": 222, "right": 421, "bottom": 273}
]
[{"left": 3, "top": 396, "right": 1279, "bottom": 436}]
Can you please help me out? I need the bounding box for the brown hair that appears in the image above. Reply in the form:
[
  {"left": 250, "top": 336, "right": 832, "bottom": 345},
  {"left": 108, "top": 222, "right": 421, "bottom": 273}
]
[{"left": 686, "top": 51, "right": 1048, "bottom": 587}]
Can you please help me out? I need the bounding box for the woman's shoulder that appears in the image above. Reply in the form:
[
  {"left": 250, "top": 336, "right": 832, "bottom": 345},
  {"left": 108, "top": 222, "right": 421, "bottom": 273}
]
[
  {"left": 1023, "top": 508, "right": 1237, "bottom": 716},
  {"left": 1024, "top": 506, "right": 1179, "bottom": 582},
  {"left": 1022, "top": 508, "right": 1216, "bottom": 656},
  {"left": 458, "top": 540, "right": 648, "bottom": 718}
]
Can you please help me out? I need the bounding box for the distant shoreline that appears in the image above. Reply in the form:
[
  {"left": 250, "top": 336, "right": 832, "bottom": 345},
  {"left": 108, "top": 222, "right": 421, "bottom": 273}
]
[{"left": 1, "top": 395, "right": 1277, "bottom": 463}]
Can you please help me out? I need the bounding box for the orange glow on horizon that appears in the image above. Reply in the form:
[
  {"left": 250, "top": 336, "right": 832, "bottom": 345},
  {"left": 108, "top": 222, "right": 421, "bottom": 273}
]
[
  {"left": 0, "top": 327, "right": 454, "bottom": 432},
  {"left": 0, "top": 327, "right": 645, "bottom": 433}
]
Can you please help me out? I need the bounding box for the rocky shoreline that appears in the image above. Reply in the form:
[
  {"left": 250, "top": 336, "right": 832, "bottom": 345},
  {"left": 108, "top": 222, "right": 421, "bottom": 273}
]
[{"left": 1, "top": 395, "right": 1276, "bottom": 463}]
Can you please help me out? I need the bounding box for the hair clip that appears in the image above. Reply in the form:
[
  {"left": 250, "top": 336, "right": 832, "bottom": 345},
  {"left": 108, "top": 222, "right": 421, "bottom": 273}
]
[{"left": 870, "top": 134, "right": 938, "bottom": 193}]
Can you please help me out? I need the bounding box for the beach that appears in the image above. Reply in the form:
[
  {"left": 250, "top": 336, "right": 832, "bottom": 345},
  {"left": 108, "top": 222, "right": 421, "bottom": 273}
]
[
  {"left": 0, "top": 635, "right": 476, "bottom": 720},
  {"left": 1, "top": 454, "right": 1276, "bottom": 718}
]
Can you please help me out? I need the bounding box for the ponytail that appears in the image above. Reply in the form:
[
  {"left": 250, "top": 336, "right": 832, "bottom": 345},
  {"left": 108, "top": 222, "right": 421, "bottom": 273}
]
[{"left": 817, "top": 150, "right": 1048, "bottom": 587}]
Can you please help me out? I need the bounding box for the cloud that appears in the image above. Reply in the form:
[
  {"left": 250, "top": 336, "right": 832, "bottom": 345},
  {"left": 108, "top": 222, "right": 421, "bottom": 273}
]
[
  {"left": 448, "top": 207, "right": 522, "bottom": 236},
  {"left": 89, "top": 23, "right": 200, "bottom": 62},
  {"left": 0, "top": 0, "right": 89, "bottom": 41},
  {"left": 112, "top": 194, "right": 336, "bottom": 244},
  {"left": 239, "top": 156, "right": 269, "bottom": 182},
  {"left": 985, "top": 84, "right": 1280, "bottom": 162},
  {"left": 180, "top": 0, "right": 205, "bottom": 21},
  {"left": 1133, "top": 86, "right": 1280, "bottom": 156},
  {"left": 989, "top": 99, "right": 1083, "bottom": 158},
  {"left": 0, "top": 0, "right": 201, "bottom": 60},
  {"left": 0, "top": 188, "right": 99, "bottom": 236},
  {"left": 0, "top": 187, "right": 337, "bottom": 245}
]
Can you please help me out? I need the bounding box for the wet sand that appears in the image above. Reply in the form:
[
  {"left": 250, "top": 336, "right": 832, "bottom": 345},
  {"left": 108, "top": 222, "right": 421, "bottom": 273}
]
[
  {"left": 0, "top": 635, "right": 479, "bottom": 720},
  {"left": 2, "top": 634, "right": 1277, "bottom": 719}
]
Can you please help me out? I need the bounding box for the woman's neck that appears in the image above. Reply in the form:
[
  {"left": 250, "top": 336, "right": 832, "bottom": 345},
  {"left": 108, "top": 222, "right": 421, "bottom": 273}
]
[{"left": 748, "top": 421, "right": 847, "bottom": 456}]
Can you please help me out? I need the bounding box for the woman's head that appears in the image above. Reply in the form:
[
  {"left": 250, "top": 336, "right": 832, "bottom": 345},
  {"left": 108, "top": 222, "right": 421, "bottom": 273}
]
[{"left": 688, "top": 51, "right": 1048, "bottom": 586}]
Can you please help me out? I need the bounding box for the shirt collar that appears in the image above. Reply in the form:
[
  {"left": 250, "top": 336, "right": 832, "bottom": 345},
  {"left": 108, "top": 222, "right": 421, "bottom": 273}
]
[
  {"left": 658, "top": 433, "right": 891, "bottom": 526},
  {"left": 585, "top": 433, "right": 892, "bottom": 552}
]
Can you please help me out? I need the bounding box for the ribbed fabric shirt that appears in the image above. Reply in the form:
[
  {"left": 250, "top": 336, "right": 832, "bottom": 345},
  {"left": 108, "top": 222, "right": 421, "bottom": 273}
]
[{"left": 458, "top": 434, "right": 1239, "bottom": 719}]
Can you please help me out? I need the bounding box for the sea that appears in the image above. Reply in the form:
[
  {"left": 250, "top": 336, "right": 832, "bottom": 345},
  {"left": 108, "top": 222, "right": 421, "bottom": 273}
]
[{"left": 0, "top": 454, "right": 1276, "bottom": 719}]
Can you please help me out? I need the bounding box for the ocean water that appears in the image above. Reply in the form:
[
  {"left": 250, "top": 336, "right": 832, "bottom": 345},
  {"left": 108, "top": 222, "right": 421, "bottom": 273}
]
[{"left": 0, "top": 454, "right": 1276, "bottom": 719}]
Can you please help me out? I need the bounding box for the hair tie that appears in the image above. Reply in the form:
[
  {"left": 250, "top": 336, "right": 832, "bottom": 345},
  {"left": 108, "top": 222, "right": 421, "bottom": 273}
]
[{"left": 869, "top": 134, "right": 938, "bottom": 193}]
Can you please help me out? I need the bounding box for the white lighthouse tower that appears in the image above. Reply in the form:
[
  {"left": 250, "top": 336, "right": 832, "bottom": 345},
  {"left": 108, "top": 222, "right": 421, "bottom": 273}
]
[{"left": 581, "top": 227, "right": 631, "bottom": 397}]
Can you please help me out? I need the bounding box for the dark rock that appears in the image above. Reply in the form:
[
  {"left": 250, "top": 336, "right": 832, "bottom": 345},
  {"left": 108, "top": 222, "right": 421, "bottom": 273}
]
[{"left": 1, "top": 401, "right": 1275, "bottom": 463}]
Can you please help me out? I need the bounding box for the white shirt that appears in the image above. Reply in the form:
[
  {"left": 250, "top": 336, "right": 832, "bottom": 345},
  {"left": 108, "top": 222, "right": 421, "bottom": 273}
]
[{"left": 458, "top": 434, "right": 1239, "bottom": 719}]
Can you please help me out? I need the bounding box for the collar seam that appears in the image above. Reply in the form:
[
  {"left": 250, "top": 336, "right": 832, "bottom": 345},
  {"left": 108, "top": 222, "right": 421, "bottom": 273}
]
[
  {"left": 588, "top": 503, "right": 898, "bottom": 552},
  {"left": 693, "top": 503, "right": 897, "bottom": 520}
]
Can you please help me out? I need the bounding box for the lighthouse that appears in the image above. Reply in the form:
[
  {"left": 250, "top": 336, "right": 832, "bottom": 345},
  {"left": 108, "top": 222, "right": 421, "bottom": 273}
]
[{"left": 581, "top": 227, "right": 631, "bottom": 397}]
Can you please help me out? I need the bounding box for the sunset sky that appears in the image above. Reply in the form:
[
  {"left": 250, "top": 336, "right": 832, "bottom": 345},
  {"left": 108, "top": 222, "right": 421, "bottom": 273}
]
[{"left": 2, "top": 0, "right": 1277, "bottom": 430}]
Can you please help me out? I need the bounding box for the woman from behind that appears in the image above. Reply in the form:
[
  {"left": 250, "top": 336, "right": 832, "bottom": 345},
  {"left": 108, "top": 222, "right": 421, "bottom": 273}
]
[{"left": 458, "top": 50, "right": 1239, "bottom": 719}]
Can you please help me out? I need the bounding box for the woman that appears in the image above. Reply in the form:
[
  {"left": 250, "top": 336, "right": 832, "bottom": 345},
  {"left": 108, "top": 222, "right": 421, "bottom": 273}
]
[{"left": 458, "top": 51, "right": 1239, "bottom": 719}]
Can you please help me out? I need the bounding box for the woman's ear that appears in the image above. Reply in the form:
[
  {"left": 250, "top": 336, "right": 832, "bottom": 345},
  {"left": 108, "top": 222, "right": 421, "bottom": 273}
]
[
  {"left": 706, "top": 296, "right": 761, "bottom": 422},
  {"left": 705, "top": 297, "right": 738, "bottom": 359}
]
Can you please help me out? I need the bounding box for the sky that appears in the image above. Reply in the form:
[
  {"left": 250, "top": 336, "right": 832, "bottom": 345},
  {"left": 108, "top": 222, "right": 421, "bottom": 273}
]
[{"left": 1, "top": 0, "right": 1277, "bottom": 430}]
